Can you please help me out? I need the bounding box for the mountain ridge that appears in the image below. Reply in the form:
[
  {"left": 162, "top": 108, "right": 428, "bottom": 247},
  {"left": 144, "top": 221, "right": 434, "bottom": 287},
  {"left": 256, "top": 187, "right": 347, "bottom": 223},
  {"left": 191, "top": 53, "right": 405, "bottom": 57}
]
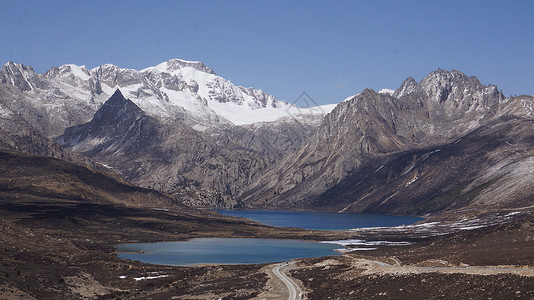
[
  {"left": 239, "top": 69, "right": 534, "bottom": 214},
  {"left": 0, "top": 59, "right": 332, "bottom": 136}
]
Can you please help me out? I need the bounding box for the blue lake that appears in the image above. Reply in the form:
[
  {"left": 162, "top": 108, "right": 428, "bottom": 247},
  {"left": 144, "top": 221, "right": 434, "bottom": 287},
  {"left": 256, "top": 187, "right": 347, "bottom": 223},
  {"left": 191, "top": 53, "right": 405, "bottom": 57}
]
[
  {"left": 216, "top": 209, "right": 423, "bottom": 230},
  {"left": 117, "top": 210, "right": 423, "bottom": 266},
  {"left": 117, "top": 238, "right": 342, "bottom": 266}
]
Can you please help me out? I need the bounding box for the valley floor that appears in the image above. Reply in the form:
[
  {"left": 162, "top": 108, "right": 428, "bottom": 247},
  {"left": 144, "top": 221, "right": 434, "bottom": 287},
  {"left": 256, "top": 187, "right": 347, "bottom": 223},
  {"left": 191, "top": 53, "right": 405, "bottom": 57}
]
[
  {"left": 0, "top": 194, "right": 341, "bottom": 299},
  {"left": 1, "top": 194, "right": 534, "bottom": 299}
]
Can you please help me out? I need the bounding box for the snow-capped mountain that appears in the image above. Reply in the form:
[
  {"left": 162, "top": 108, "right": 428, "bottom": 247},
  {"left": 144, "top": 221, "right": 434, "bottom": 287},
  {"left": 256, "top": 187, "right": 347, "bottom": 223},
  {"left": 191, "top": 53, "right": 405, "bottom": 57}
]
[{"left": 0, "top": 59, "right": 334, "bottom": 136}]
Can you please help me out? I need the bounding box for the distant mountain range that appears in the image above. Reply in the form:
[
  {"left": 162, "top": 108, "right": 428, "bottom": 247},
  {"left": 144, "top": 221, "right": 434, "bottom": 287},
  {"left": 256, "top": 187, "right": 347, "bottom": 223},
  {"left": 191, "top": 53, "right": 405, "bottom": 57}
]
[
  {"left": 1, "top": 59, "right": 534, "bottom": 214},
  {"left": 0, "top": 59, "right": 333, "bottom": 208},
  {"left": 0, "top": 59, "right": 334, "bottom": 136}
]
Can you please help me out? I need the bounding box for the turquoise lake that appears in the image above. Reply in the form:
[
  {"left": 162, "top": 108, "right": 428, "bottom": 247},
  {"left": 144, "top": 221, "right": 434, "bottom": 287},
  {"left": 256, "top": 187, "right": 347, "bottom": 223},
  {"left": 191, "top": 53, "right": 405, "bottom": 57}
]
[
  {"left": 117, "top": 238, "right": 341, "bottom": 266},
  {"left": 117, "top": 210, "right": 423, "bottom": 266},
  {"left": 216, "top": 209, "right": 423, "bottom": 230}
]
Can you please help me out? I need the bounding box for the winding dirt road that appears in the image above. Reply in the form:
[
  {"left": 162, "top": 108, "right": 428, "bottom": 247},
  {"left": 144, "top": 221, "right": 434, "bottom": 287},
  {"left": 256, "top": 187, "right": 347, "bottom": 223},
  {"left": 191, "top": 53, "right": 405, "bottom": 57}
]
[
  {"left": 358, "top": 259, "right": 534, "bottom": 277},
  {"left": 272, "top": 262, "right": 302, "bottom": 300}
]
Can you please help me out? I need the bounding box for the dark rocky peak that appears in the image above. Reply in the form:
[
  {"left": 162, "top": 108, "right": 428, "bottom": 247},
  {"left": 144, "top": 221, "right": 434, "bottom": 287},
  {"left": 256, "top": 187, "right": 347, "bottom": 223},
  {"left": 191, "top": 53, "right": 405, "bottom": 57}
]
[
  {"left": 58, "top": 89, "right": 152, "bottom": 153},
  {"left": 0, "top": 61, "right": 47, "bottom": 91},
  {"left": 341, "top": 89, "right": 378, "bottom": 108},
  {"left": 92, "top": 89, "right": 144, "bottom": 123},
  {"left": 164, "top": 58, "right": 216, "bottom": 75},
  {"left": 101, "top": 89, "right": 135, "bottom": 109},
  {"left": 343, "top": 88, "right": 396, "bottom": 111},
  {"left": 107, "top": 89, "right": 128, "bottom": 104},
  {"left": 360, "top": 88, "right": 378, "bottom": 97}
]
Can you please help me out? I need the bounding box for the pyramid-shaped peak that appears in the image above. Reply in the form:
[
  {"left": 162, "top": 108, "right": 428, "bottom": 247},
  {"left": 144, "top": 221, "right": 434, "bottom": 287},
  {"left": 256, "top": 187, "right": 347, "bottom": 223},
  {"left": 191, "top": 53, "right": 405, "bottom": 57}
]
[
  {"left": 101, "top": 89, "right": 139, "bottom": 112},
  {"left": 104, "top": 89, "right": 128, "bottom": 105},
  {"left": 92, "top": 89, "right": 144, "bottom": 122},
  {"left": 111, "top": 89, "right": 125, "bottom": 99}
]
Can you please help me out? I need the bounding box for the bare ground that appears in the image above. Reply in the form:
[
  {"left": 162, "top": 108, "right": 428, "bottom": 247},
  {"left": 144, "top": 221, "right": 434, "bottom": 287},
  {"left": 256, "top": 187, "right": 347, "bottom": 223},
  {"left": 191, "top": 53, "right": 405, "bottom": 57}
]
[{"left": 2, "top": 191, "right": 534, "bottom": 299}]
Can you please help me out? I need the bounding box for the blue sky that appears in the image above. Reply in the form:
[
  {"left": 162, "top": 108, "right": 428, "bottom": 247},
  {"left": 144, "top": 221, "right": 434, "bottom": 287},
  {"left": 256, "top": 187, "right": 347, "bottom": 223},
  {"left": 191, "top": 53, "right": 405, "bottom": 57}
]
[{"left": 2, "top": 0, "right": 533, "bottom": 105}]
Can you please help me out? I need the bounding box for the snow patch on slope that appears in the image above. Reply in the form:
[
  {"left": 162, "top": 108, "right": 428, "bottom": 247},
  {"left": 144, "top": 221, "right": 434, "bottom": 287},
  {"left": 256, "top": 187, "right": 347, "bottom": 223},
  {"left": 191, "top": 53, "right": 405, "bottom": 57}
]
[
  {"left": 63, "top": 64, "right": 90, "bottom": 80},
  {"left": 378, "top": 88, "right": 395, "bottom": 95},
  {"left": 0, "top": 106, "right": 14, "bottom": 118},
  {"left": 342, "top": 93, "right": 359, "bottom": 102}
]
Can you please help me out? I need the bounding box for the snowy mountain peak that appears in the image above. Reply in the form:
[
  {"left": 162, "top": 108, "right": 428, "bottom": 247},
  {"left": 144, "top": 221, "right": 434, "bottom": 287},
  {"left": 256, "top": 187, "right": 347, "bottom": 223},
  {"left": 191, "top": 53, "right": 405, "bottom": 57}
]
[
  {"left": 46, "top": 64, "right": 91, "bottom": 82},
  {"left": 63, "top": 64, "right": 90, "bottom": 79},
  {"left": 3, "top": 61, "right": 34, "bottom": 72},
  {"left": 144, "top": 58, "right": 216, "bottom": 75},
  {"left": 0, "top": 61, "right": 47, "bottom": 92}
]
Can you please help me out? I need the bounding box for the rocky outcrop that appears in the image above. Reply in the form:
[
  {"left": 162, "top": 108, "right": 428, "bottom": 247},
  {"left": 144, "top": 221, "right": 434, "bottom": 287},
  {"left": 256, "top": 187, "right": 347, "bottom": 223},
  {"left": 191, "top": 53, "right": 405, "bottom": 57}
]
[{"left": 0, "top": 62, "right": 49, "bottom": 92}]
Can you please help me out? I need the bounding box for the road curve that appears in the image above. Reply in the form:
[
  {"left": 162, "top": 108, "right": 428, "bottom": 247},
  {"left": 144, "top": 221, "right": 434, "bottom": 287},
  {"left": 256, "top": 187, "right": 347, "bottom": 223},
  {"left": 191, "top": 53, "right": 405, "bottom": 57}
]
[{"left": 272, "top": 262, "right": 301, "bottom": 300}]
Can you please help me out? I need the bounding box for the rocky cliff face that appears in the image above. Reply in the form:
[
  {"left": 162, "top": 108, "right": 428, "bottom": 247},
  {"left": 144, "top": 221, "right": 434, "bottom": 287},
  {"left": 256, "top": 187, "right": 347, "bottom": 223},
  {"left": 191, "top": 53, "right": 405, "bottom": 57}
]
[
  {"left": 0, "top": 84, "right": 94, "bottom": 166},
  {"left": 206, "top": 114, "right": 324, "bottom": 160},
  {"left": 240, "top": 69, "right": 533, "bottom": 214},
  {"left": 316, "top": 115, "right": 534, "bottom": 214}
]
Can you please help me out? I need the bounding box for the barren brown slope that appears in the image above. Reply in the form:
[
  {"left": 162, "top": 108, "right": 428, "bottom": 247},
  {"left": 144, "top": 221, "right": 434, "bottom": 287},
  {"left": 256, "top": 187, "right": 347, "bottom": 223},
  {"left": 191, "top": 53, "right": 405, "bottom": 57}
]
[{"left": 0, "top": 150, "right": 188, "bottom": 210}]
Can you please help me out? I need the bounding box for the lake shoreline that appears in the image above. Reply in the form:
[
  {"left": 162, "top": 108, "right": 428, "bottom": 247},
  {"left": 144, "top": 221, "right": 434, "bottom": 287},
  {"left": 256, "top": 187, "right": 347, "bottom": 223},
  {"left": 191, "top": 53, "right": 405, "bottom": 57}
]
[
  {"left": 216, "top": 209, "right": 424, "bottom": 231},
  {"left": 115, "top": 210, "right": 423, "bottom": 266},
  {"left": 116, "top": 238, "right": 345, "bottom": 266}
]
